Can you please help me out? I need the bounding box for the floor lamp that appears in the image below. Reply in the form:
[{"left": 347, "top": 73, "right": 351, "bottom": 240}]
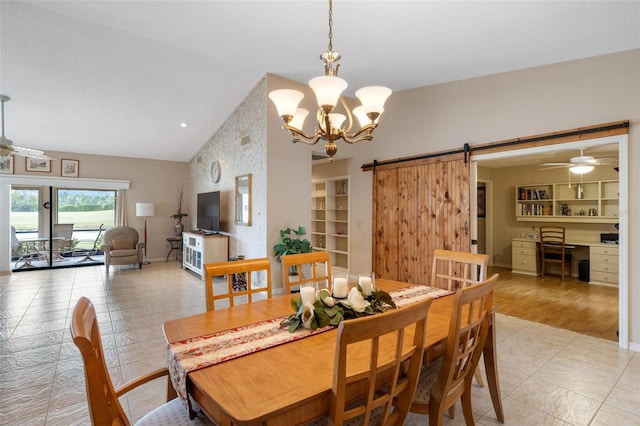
[{"left": 136, "top": 202, "right": 155, "bottom": 264}]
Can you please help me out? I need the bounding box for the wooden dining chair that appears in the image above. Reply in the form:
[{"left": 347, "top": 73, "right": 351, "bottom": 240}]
[
  {"left": 203, "top": 257, "right": 272, "bottom": 311},
  {"left": 430, "top": 249, "right": 489, "bottom": 386},
  {"left": 410, "top": 273, "right": 498, "bottom": 426},
  {"left": 281, "top": 251, "right": 331, "bottom": 294},
  {"left": 71, "top": 297, "right": 210, "bottom": 426},
  {"left": 431, "top": 249, "right": 489, "bottom": 292},
  {"left": 539, "top": 226, "right": 573, "bottom": 280},
  {"left": 315, "top": 297, "right": 433, "bottom": 425}
]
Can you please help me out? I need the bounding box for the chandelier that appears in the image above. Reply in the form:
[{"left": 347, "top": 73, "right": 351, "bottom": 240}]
[{"left": 268, "top": 0, "right": 391, "bottom": 161}]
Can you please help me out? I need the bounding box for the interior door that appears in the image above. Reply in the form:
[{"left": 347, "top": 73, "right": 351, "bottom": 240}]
[{"left": 372, "top": 153, "right": 470, "bottom": 283}]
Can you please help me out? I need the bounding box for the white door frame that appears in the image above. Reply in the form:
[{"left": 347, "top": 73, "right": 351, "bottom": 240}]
[{"left": 470, "top": 134, "right": 628, "bottom": 349}]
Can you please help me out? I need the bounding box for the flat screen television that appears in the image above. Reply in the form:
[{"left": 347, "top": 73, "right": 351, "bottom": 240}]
[{"left": 196, "top": 191, "right": 220, "bottom": 233}]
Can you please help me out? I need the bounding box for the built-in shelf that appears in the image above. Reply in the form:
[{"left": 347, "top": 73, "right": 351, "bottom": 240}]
[
  {"left": 515, "top": 180, "right": 618, "bottom": 224},
  {"left": 311, "top": 176, "right": 350, "bottom": 273}
]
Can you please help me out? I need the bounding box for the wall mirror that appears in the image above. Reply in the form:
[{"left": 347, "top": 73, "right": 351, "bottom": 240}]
[{"left": 235, "top": 174, "right": 252, "bottom": 226}]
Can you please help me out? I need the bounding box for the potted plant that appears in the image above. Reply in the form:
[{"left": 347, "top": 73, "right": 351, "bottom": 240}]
[
  {"left": 274, "top": 226, "right": 312, "bottom": 274},
  {"left": 170, "top": 186, "right": 188, "bottom": 236}
]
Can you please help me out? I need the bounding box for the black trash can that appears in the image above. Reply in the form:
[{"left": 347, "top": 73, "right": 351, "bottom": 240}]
[{"left": 578, "top": 259, "right": 590, "bottom": 282}]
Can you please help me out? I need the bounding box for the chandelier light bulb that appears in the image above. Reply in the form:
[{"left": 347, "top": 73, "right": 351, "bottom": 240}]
[
  {"left": 355, "top": 86, "right": 392, "bottom": 115},
  {"left": 308, "top": 75, "right": 348, "bottom": 112},
  {"left": 268, "top": 89, "right": 304, "bottom": 121},
  {"left": 289, "top": 108, "right": 309, "bottom": 130}
]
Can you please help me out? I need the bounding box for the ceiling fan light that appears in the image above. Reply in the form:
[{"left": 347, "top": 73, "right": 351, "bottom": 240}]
[
  {"left": 570, "top": 165, "right": 594, "bottom": 174},
  {"left": 355, "top": 86, "right": 392, "bottom": 115},
  {"left": 308, "top": 75, "right": 347, "bottom": 111},
  {"left": 268, "top": 89, "right": 304, "bottom": 120}
]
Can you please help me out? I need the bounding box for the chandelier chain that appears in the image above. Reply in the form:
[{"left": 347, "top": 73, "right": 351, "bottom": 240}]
[{"left": 328, "top": 0, "right": 333, "bottom": 52}]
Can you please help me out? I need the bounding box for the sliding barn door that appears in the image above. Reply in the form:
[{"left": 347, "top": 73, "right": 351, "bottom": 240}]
[{"left": 372, "top": 154, "right": 470, "bottom": 284}]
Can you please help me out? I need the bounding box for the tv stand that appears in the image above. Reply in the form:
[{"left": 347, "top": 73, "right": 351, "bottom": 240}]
[{"left": 182, "top": 232, "right": 229, "bottom": 279}]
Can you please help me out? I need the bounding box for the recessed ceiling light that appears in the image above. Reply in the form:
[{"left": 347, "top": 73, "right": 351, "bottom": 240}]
[{"left": 179, "top": 122, "right": 188, "bottom": 128}]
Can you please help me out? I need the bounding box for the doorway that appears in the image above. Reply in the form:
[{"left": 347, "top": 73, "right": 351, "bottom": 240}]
[{"left": 471, "top": 134, "right": 628, "bottom": 349}]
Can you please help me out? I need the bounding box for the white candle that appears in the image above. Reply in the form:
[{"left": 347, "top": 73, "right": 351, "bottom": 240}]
[
  {"left": 333, "top": 277, "right": 349, "bottom": 298},
  {"left": 359, "top": 276, "right": 372, "bottom": 295},
  {"left": 300, "top": 286, "right": 316, "bottom": 305}
]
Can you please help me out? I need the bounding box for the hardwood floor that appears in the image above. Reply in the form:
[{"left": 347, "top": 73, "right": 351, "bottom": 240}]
[{"left": 490, "top": 266, "right": 619, "bottom": 341}]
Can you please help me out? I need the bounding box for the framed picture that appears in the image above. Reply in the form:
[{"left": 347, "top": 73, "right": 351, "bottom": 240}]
[
  {"left": 25, "top": 157, "right": 51, "bottom": 172},
  {"left": 61, "top": 159, "right": 79, "bottom": 177},
  {"left": 538, "top": 189, "right": 549, "bottom": 199},
  {"left": 477, "top": 186, "right": 486, "bottom": 218},
  {"left": 0, "top": 156, "right": 13, "bottom": 174}
]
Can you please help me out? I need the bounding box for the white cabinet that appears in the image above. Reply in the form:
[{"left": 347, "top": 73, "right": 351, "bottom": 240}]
[
  {"left": 311, "top": 176, "right": 349, "bottom": 274},
  {"left": 182, "top": 232, "right": 229, "bottom": 279},
  {"left": 511, "top": 239, "right": 538, "bottom": 275},
  {"left": 515, "top": 180, "right": 618, "bottom": 224},
  {"left": 589, "top": 245, "right": 618, "bottom": 287}
]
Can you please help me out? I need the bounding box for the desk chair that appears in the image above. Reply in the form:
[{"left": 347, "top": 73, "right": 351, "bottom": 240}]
[
  {"left": 203, "top": 257, "right": 272, "bottom": 311},
  {"left": 71, "top": 297, "right": 210, "bottom": 425},
  {"left": 539, "top": 226, "right": 572, "bottom": 280},
  {"left": 281, "top": 251, "right": 331, "bottom": 294},
  {"left": 312, "top": 297, "right": 433, "bottom": 426},
  {"left": 410, "top": 274, "right": 498, "bottom": 426}
]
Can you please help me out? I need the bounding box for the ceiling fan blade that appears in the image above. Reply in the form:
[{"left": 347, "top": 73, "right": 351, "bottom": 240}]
[
  {"left": 540, "top": 162, "right": 571, "bottom": 166},
  {"left": 593, "top": 158, "right": 618, "bottom": 165},
  {"left": 539, "top": 165, "right": 570, "bottom": 170},
  {"left": 10, "top": 144, "right": 54, "bottom": 160}
]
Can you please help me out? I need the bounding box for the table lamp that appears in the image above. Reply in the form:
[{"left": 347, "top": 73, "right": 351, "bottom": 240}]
[{"left": 136, "top": 202, "right": 155, "bottom": 264}]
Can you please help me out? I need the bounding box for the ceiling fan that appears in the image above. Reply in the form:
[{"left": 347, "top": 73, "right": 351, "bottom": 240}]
[
  {"left": 540, "top": 148, "right": 617, "bottom": 173},
  {"left": 0, "top": 95, "right": 52, "bottom": 160}
]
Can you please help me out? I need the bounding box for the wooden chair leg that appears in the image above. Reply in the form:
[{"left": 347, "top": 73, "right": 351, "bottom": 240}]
[{"left": 474, "top": 368, "right": 485, "bottom": 387}]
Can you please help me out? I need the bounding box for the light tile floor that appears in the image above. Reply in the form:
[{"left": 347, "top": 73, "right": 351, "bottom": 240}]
[{"left": 1, "top": 262, "right": 638, "bottom": 425}]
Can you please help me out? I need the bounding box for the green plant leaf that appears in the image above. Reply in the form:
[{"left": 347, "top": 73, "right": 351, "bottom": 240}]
[
  {"left": 324, "top": 305, "right": 339, "bottom": 318},
  {"left": 290, "top": 296, "right": 301, "bottom": 312},
  {"left": 316, "top": 309, "right": 331, "bottom": 328},
  {"left": 288, "top": 318, "right": 300, "bottom": 333},
  {"left": 329, "top": 312, "right": 344, "bottom": 326},
  {"left": 374, "top": 290, "right": 396, "bottom": 309}
]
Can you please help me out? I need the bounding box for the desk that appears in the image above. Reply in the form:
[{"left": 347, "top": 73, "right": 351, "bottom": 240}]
[
  {"left": 511, "top": 237, "right": 619, "bottom": 286},
  {"left": 166, "top": 237, "right": 183, "bottom": 262},
  {"left": 163, "top": 279, "right": 503, "bottom": 425}
]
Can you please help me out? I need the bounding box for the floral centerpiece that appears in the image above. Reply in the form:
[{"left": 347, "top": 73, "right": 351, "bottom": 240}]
[{"left": 281, "top": 284, "right": 396, "bottom": 332}]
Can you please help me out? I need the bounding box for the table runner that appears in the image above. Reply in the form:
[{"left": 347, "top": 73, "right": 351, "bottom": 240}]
[{"left": 167, "top": 285, "right": 452, "bottom": 413}]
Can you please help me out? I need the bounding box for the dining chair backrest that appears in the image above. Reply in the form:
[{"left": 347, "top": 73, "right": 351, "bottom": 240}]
[
  {"left": 281, "top": 251, "right": 331, "bottom": 294},
  {"left": 204, "top": 257, "right": 272, "bottom": 311},
  {"left": 411, "top": 273, "right": 497, "bottom": 424},
  {"left": 331, "top": 297, "right": 433, "bottom": 425},
  {"left": 431, "top": 249, "right": 489, "bottom": 292},
  {"left": 71, "top": 297, "right": 189, "bottom": 426},
  {"left": 539, "top": 226, "right": 572, "bottom": 280}
]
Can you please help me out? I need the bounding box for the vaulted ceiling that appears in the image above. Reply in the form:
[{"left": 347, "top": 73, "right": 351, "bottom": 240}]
[{"left": 1, "top": 1, "right": 638, "bottom": 162}]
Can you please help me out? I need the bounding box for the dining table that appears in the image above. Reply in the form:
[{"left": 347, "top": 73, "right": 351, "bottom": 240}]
[{"left": 163, "top": 278, "right": 504, "bottom": 425}]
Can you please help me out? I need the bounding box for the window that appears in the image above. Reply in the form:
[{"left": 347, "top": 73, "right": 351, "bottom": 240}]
[
  {"left": 10, "top": 187, "right": 40, "bottom": 233},
  {"left": 56, "top": 189, "right": 116, "bottom": 230}
]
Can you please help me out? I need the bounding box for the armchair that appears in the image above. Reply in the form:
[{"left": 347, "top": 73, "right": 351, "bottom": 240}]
[{"left": 101, "top": 226, "right": 144, "bottom": 273}]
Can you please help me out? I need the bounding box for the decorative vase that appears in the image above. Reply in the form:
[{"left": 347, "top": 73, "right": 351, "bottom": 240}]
[{"left": 174, "top": 222, "right": 183, "bottom": 236}]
